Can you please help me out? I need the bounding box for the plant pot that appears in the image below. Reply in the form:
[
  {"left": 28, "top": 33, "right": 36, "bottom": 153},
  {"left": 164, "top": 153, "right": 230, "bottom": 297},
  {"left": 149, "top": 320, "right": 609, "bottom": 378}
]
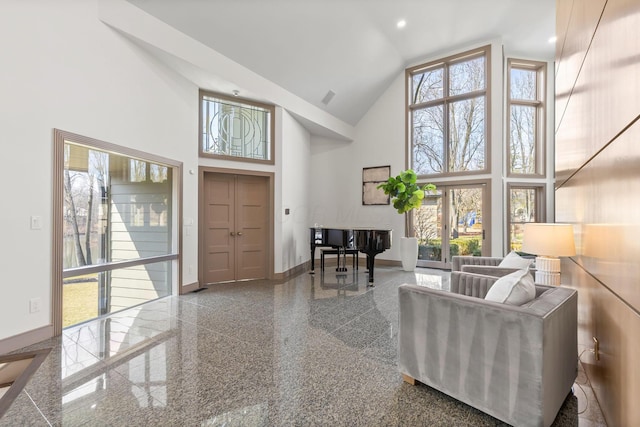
[{"left": 400, "top": 237, "right": 418, "bottom": 272}]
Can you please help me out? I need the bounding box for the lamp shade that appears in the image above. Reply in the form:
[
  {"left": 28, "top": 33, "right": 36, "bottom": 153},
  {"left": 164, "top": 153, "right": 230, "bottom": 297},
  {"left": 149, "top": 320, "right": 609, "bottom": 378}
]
[{"left": 521, "top": 223, "right": 576, "bottom": 257}]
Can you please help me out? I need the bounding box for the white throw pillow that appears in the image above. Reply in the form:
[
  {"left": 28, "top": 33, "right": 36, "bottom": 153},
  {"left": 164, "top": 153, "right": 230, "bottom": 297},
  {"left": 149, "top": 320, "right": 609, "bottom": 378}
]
[
  {"left": 498, "top": 251, "right": 533, "bottom": 269},
  {"left": 484, "top": 268, "right": 536, "bottom": 305}
]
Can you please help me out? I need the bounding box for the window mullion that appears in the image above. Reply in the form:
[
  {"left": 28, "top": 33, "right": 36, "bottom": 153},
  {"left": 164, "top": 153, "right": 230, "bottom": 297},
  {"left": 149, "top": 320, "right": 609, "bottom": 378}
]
[
  {"left": 411, "top": 89, "right": 486, "bottom": 111},
  {"left": 511, "top": 99, "right": 541, "bottom": 107},
  {"left": 443, "top": 65, "right": 450, "bottom": 173}
]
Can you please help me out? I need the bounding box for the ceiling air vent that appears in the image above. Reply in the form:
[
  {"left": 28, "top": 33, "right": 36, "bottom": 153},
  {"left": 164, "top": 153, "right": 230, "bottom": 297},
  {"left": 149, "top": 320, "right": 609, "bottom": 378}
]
[{"left": 321, "top": 90, "right": 336, "bottom": 105}]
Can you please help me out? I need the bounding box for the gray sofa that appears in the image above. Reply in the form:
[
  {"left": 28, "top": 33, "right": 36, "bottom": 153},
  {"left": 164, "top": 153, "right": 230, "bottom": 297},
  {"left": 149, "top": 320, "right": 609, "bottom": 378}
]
[{"left": 398, "top": 271, "right": 577, "bottom": 427}]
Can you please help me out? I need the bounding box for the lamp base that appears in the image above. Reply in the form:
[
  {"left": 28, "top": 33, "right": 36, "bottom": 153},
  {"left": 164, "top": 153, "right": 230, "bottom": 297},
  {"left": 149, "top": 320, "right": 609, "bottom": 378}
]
[
  {"left": 534, "top": 256, "right": 561, "bottom": 286},
  {"left": 534, "top": 271, "right": 561, "bottom": 286}
]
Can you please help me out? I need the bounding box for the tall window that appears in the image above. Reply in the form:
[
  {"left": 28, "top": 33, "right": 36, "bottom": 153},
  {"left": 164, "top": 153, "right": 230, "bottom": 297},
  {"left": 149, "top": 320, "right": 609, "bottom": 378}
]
[
  {"left": 408, "top": 46, "right": 490, "bottom": 176},
  {"left": 507, "top": 184, "right": 545, "bottom": 251},
  {"left": 200, "top": 90, "right": 275, "bottom": 164},
  {"left": 507, "top": 59, "right": 546, "bottom": 176},
  {"left": 54, "top": 130, "right": 180, "bottom": 331}
]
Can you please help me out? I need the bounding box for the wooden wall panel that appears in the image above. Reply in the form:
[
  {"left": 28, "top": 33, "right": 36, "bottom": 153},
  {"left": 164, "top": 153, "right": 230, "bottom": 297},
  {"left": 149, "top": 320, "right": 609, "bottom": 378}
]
[
  {"left": 554, "top": 0, "right": 572, "bottom": 77},
  {"left": 562, "top": 261, "right": 640, "bottom": 427},
  {"left": 555, "top": 0, "right": 606, "bottom": 132},
  {"left": 556, "top": 118, "right": 640, "bottom": 308},
  {"left": 555, "top": 0, "right": 640, "bottom": 425},
  {"left": 556, "top": 0, "right": 640, "bottom": 185}
]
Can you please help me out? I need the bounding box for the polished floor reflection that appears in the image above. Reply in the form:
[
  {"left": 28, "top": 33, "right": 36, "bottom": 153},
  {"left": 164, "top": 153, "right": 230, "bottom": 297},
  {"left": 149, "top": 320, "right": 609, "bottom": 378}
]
[{"left": 3, "top": 267, "right": 606, "bottom": 426}]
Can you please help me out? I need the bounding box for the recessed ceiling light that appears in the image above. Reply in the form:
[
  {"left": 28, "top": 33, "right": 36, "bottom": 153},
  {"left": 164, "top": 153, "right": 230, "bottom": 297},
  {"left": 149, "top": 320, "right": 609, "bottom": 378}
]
[
  {"left": 397, "top": 20, "right": 406, "bottom": 29},
  {"left": 548, "top": 36, "right": 557, "bottom": 43}
]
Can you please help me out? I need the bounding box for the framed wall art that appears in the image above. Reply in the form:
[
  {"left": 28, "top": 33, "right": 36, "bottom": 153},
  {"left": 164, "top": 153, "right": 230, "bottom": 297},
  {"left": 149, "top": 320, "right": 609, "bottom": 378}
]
[{"left": 362, "top": 165, "right": 390, "bottom": 205}]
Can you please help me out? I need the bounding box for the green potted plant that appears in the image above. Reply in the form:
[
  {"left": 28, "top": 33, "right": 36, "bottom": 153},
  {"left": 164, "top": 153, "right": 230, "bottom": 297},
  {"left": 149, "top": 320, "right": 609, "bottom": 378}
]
[{"left": 377, "top": 169, "right": 435, "bottom": 271}]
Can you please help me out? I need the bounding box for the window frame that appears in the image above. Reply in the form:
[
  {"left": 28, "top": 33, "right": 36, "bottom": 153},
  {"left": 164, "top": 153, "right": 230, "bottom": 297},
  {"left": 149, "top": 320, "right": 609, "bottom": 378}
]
[
  {"left": 199, "top": 90, "right": 275, "bottom": 165},
  {"left": 406, "top": 45, "right": 491, "bottom": 178},
  {"left": 53, "top": 129, "right": 182, "bottom": 334},
  {"left": 506, "top": 58, "right": 547, "bottom": 177},
  {"left": 506, "top": 182, "right": 546, "bottom": 252}
]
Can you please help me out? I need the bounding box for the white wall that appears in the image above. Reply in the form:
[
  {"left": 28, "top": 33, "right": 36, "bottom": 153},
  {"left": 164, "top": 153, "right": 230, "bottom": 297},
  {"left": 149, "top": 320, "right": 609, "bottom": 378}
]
[
  {"left": 279, "top": 110, "right": 311, "bottom": 271},
  {"left": 0, "top": 0, "right": 199, "bottom": 340},
  {"left": 309, "top": 73, "right": 406, "bottom": 260},
  {"left": 0, "top": 0, "right": 317, "bottom": 343}
]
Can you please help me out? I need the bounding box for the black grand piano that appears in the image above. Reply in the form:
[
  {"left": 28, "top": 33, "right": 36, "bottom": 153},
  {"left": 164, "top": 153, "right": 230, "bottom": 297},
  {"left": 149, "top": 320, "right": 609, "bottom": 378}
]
[{"left": 309, "top": 227, "right": 392, "bottom": 283}]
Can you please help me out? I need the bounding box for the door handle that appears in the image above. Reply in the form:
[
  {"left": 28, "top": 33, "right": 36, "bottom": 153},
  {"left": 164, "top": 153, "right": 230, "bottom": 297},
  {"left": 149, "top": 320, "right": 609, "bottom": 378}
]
[
  {"left": 230, "top": 232, "right": 235, "bottom": 236},
  {"left": 237, "top": 232, "right": 243, "bottom": 236}
]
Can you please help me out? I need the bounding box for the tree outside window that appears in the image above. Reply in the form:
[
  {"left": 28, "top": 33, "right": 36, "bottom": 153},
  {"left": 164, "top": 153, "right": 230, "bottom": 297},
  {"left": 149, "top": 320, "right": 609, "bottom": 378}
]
[
  {"left": 408, "top": 46, "right": 489, "bottom": 176},
  {"left": 507, "top": 59, "right": 546, "bottom": 176}
]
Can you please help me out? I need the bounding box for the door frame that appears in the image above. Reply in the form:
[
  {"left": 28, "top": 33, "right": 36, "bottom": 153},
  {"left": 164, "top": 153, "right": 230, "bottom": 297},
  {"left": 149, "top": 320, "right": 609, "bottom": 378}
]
[
  {"left": 411, "top": 178, "right": 491, "bottom": 269},
  {"left": 198, "top": 166, "right": 275, "bottom": 285}
]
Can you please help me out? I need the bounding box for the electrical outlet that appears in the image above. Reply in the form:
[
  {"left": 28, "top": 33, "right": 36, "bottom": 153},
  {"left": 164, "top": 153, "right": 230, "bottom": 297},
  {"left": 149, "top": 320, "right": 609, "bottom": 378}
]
[
  {"left": 189, "top": 265, "right": 193, "bottom": 274},
  {"left": 29, "top": 298, "right": 42, "bottom": 313}
]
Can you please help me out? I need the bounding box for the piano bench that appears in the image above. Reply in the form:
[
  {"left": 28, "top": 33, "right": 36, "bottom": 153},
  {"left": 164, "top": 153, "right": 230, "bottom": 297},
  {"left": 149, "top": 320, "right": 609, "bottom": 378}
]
[{"left": 320, "top": 249, "right": 359, "bottom": 271}]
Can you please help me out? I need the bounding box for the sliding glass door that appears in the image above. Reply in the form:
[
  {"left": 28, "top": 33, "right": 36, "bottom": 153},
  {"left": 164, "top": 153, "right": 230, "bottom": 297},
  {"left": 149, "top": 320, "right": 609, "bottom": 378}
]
[{"left": 413, "top": 182, "right": 489, "bottom": 269}]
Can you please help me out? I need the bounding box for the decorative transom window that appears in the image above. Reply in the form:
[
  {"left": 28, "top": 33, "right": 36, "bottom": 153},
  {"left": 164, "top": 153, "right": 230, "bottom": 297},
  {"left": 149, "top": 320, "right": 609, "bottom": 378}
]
[
  {"left": 507, "top": 59, "right": 546, "bottom": 176},
  {"left": 407, "top": 46, "right": 490, "bottom": 176},
  {"left": 199, "top": 90, "right": 275, "bottom": 164}
]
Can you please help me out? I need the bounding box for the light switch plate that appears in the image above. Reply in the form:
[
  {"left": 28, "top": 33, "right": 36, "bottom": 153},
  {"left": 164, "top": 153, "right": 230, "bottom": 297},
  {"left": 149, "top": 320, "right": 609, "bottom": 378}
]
[{"left": 30, "top": 216, "right": 42, "bottom": 230}]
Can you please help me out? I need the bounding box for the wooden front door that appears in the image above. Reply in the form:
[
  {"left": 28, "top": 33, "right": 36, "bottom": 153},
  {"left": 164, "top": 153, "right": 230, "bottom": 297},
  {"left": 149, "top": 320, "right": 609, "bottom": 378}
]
[{"left": 203, "top": 173, "right": 268, "bottom": 284}]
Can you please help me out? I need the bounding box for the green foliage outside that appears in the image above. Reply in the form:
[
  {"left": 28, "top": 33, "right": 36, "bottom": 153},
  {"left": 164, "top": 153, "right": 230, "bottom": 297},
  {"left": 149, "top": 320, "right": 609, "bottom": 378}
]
[
  {"left": 451, "top": 237, "right": 481, "bottom": 256},
  {"left": 418, "top": 244, "right": 441, "bottom": 260},
  {"left": 418, "top": 236, "right": 481, "bottom": 260}
]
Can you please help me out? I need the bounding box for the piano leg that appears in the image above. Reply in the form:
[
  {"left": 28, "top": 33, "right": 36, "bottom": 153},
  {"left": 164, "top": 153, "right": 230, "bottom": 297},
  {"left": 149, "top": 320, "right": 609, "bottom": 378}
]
[
  {"left": 366, "top": 254, "right": 376, "bottom": 285},
  {"left": 310, "top": 245, "right": 316, "bottom": 274},
  {"left": 336, "top": 247, "right": 348, "bottom": 272}
]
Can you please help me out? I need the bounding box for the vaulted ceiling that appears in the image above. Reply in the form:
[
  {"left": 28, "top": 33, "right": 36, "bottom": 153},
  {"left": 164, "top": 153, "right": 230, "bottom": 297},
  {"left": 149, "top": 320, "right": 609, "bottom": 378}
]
[{"left": 127, "top": 0, "right": 555, "bottom": 126}]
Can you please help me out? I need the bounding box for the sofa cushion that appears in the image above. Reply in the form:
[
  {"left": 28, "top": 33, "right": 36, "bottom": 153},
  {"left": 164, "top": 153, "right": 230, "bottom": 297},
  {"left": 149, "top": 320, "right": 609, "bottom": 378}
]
[
  {"left": 484, "top": 268, "right": 536, "bottom": 305},
  {"left": 498, "top": 251, "right": 533, "bottom": 269}
]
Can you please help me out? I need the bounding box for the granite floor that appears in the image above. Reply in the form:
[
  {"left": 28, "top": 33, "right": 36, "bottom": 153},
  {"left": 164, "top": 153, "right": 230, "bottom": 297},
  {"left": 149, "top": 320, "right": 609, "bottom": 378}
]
[{"left": 2, "top": 267, "right": 607, "bottom": 426}]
